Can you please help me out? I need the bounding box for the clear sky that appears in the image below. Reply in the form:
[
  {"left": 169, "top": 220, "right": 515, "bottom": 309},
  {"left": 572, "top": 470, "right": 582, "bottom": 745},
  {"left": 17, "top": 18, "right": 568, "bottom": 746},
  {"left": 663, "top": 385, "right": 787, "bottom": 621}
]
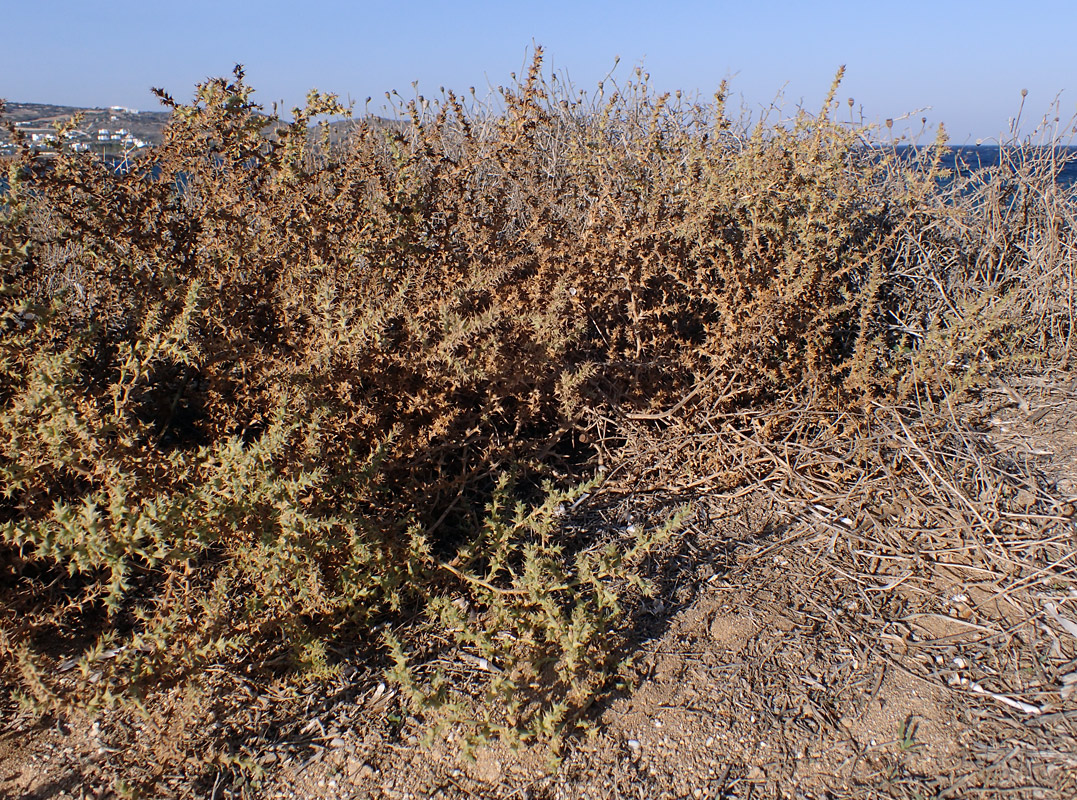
[{"left": 3, "top": 0, "right": 1074, "bottom": 142}]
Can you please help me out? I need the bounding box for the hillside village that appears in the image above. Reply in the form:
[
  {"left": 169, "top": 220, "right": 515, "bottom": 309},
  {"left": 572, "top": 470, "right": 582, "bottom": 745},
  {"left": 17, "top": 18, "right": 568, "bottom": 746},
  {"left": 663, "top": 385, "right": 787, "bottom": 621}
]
[
  {"left": 0, "top": 100, "right": 374, "bottom": 159},
  {"left": 0, "top": 102, "right": 170, "bottom": 157}
]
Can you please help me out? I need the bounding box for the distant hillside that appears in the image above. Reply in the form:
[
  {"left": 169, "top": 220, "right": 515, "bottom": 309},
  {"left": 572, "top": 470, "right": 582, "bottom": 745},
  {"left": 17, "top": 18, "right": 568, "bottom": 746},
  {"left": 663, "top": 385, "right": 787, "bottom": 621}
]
[
  {"left": 0, "top": 101, "right": 171, "bottom": 148},
  {"left": 0, "top": 100, "right": 406, "bottom": 156}
]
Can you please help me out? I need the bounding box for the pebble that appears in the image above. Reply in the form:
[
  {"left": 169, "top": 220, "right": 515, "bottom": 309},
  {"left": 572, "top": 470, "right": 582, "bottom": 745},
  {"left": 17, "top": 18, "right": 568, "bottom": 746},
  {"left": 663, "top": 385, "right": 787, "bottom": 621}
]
[
  {"left": 626, "top": 739, "right": 641, "bottom": 752},
  {"left": 329, "top": 737, "right": 346, "bottom": 748}
]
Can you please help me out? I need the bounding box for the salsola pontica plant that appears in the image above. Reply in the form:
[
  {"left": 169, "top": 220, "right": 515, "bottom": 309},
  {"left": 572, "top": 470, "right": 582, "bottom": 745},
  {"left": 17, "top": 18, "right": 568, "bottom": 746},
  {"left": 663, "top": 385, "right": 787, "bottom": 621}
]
[{"left": 1, "top": 52, "right": 1074, "bottom": 783}]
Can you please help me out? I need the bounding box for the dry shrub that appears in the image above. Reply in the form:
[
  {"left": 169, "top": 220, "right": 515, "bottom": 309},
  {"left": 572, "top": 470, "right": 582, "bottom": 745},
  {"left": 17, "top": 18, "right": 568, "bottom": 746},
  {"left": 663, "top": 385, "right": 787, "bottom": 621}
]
[{"left": 1, "top": 51, "right": 1074, "bottom": 788}]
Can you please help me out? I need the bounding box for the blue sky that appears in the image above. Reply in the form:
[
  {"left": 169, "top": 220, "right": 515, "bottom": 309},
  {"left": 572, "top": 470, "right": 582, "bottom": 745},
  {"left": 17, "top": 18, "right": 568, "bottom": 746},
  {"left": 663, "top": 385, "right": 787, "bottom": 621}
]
[{"left": 3, "top": 0, "right": 1074, "bottom": 142}]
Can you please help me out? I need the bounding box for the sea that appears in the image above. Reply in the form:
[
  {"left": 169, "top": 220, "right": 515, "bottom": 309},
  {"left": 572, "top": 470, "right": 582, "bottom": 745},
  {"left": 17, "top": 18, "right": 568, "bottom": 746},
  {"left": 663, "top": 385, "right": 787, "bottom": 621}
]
[{"left": 896, "top": 145, "right": 1077, "bottom": 189}]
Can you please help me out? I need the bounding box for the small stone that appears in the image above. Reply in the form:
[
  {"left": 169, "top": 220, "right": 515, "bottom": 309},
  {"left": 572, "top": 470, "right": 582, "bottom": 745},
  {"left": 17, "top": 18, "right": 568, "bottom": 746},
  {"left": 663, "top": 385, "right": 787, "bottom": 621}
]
[
  {"left": 747, "top": 766, "right": 765, "bottom": 781},
  {"left": 329, "top": 737, "right": 347, "bottom": 748},
  {"left": 626, "top": 739, "right": 641, "bottom": 752}
]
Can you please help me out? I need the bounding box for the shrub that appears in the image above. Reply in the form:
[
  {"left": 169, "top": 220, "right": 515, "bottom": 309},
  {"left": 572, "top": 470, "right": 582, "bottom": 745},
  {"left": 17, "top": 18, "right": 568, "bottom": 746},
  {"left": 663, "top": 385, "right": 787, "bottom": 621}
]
[{"left": 1, "top": 51, "right": 1074, "bottom": 783}]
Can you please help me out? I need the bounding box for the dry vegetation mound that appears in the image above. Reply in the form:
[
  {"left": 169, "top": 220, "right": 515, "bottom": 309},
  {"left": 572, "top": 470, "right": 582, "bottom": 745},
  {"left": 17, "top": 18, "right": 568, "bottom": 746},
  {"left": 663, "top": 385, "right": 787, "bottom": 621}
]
[{"left": 1, "top": 53, "right": 1075, "bottom": 796}]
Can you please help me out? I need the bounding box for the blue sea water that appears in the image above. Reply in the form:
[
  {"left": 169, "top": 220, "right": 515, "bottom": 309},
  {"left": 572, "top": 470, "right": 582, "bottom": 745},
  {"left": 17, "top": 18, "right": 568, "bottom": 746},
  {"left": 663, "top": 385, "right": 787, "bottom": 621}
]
[{"left": 898, "top": 145, "right": 1077, "bottom": 189}]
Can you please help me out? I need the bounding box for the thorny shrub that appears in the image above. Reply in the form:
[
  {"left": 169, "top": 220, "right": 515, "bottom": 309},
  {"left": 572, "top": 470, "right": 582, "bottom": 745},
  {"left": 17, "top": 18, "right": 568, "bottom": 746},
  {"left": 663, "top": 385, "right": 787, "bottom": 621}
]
[{"left": 0, "top": 51, "right": 1074, "bottom": 783}]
